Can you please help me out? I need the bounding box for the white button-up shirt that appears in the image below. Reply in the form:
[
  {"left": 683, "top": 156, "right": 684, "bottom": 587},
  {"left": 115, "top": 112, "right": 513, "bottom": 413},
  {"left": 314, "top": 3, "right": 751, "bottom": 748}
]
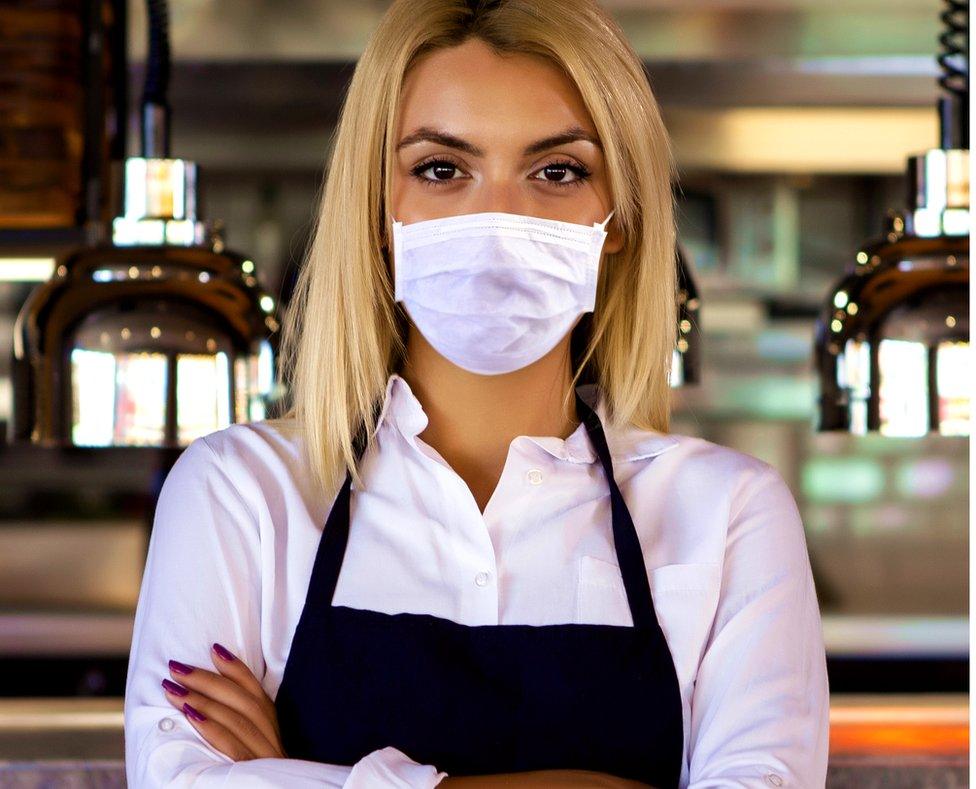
[{"left": 124, "top": 372, "right": 830, "bottom": 788}]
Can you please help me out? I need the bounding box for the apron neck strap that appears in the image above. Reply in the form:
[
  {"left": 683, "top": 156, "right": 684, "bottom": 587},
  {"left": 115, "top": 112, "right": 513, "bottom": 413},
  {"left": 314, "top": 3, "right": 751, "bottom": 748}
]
[{"left": 573, "top": 389, "right": 658, "bottom": 630}]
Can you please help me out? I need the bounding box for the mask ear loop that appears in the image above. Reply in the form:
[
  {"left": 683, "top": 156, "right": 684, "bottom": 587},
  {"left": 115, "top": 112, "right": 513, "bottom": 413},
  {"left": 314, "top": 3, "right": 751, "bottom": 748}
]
[
  {"left": 597, "top": 209, "right": 615, "bottom": 230},
  {"left": 389, "top": 216, "right": 405, "bottom": 303}
]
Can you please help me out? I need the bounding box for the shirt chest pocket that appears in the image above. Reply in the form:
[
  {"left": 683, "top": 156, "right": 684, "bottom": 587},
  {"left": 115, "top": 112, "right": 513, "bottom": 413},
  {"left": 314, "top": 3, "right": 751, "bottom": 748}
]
[{"left": 575, "top": 555, "right": 721, "bottom": 688}]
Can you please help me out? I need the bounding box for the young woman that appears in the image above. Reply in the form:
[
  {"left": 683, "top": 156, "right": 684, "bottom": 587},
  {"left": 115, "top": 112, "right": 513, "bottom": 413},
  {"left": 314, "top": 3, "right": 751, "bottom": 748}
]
[{"left": 124, "top": 1, "right": 830, "bottom": 787}]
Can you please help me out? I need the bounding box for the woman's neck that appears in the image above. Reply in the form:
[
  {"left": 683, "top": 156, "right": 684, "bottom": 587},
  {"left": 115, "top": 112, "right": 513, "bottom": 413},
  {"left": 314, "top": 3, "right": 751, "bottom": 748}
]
[{"left": 398, "top": 325, "right": 581, "bottom": 512}]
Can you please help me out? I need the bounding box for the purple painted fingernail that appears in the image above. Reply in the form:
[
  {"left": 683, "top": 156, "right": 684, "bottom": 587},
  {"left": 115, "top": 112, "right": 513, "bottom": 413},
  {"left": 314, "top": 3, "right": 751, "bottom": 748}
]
[
  {"left": 161, "top": 678, "right": 188, "bottom": 697},
  {"left": 168, "top": 659, "right": 193, "bottom": 676},
  {"left": 212, "top": 643, "right": 236, "bottom": 662},
  {"left": 182, "top": 702, "right": 206, "bottom": 722}
]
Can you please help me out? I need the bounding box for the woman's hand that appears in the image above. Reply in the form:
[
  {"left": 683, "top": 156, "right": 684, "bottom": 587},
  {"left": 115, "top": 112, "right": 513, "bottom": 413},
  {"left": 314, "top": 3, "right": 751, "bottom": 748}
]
[{"left": 161, "top": 642, "right": 285, "bottom": 761}]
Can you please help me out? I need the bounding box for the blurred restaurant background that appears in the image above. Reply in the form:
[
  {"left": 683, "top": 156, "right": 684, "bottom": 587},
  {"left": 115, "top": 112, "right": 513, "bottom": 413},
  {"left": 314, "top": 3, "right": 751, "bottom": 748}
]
[{"left": 0, "top": 0, "right": 969, "bottom": 785}]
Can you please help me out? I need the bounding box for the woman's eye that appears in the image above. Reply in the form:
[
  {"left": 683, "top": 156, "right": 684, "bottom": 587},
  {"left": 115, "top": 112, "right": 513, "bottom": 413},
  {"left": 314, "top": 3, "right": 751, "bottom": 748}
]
[
  {"left": 532, "top": 161, "right": 592, "bottom": 188},
  {"left": 410, "top": 159, "right": 465, "bottom": 186}
]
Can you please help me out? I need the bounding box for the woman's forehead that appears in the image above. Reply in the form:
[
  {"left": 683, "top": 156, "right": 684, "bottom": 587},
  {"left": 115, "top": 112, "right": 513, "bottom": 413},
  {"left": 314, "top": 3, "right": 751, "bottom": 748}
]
[{"left": 397, "top": 39, "right": 594, "bottom": 142}]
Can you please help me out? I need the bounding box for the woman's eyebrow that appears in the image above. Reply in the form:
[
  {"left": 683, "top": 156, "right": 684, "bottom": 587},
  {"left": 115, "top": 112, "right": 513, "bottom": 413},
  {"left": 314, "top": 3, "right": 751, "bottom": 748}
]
[{"left": 395, "top": 125, "right": 602, "bottom": 156}]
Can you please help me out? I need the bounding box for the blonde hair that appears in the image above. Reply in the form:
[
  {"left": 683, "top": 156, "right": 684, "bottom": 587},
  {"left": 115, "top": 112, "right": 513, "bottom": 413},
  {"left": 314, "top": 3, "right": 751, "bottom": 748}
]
[{"left": 273, "top": 0, "right": 678, "bottom": 498}]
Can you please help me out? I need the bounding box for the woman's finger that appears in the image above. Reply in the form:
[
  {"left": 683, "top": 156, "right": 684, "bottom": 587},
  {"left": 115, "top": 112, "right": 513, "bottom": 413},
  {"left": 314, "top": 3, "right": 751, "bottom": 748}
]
[
  {"left": 209, "top": 643, "right": 279, "bottom": 730},
  {"left": 162, "top": 679, "right": 281, "bottom": 758},
  {"left": 172, "top": 695, "right": 256, "bottom": 762},
  {"left": 166, "top": 660, "right": 281, "bottom": 752}
]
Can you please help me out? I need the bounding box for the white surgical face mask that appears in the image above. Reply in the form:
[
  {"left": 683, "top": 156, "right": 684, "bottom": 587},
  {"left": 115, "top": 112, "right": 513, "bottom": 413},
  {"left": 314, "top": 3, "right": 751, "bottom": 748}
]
[{"left": 391, "top": 209, "right": 614, "bottom": 376}]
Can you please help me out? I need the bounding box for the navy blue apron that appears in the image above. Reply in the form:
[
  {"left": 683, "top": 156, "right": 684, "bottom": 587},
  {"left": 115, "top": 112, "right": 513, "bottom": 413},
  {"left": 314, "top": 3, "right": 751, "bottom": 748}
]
[{"left": 274, "top": 386, "right": 684, "bottom": 788}]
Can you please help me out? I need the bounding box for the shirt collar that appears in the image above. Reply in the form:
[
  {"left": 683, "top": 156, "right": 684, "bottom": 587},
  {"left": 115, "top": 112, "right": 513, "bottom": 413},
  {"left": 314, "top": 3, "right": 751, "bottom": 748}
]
[{"left": 373, "top": 372, "right": 679, "bottom": 464}]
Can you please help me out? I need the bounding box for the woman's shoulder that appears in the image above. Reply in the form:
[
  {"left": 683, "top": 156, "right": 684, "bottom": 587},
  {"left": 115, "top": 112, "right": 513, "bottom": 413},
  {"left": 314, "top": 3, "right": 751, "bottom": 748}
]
[
  {"left": 648, "top": 431, "right": 801, "bottom": 538},
  {"left": 650, "top": 430, "right": 784, "bottom": 496},
  {"left": 667, "top": 432, "right": 805, "bottom": 548},
  {"left": 195, "top": 417, "right": 305, "bottom": 469},
  {"left": 168, "top": 418, "right": 320, "bottom": 522}
]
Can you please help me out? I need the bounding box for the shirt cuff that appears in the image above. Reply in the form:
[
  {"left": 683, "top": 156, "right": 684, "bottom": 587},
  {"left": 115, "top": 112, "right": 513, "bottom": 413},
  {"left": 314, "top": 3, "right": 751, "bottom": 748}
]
[{"left": 343, "top": 746, "right": 449, "bottom": 788}]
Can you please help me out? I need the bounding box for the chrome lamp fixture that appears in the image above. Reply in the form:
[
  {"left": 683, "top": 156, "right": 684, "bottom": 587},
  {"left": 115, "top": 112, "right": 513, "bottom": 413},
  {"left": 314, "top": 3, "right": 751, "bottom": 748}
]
[
  {"left": 813, "top": 0, "right": 969, "bottom": 437},
  {"left": 11, "top": 0, "right": 279, "bottom": 448}
]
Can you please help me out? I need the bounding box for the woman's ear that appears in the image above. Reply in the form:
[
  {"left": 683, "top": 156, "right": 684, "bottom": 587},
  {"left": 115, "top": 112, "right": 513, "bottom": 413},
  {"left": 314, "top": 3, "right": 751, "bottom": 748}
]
[{"left": 602, "top": 216, "right": 624, "bottom": 255}]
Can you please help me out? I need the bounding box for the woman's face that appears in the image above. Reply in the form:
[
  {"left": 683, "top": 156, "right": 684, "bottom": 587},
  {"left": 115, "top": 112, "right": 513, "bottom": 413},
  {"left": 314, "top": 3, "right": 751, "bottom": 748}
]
[{"left": 389, "top": 37, "right": 622, "bottom": 255}]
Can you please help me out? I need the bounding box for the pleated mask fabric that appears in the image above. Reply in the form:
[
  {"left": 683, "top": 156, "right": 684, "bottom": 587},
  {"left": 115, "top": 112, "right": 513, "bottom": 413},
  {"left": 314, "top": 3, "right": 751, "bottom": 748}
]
[{"left": 392, "top": 210, "right": 614, "bottom": 375}]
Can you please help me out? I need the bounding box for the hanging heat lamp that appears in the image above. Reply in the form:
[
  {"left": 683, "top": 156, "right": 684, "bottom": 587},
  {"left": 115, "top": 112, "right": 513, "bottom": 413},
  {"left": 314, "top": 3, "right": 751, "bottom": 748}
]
[
  {"left": 11, "top": 0, "right": 280, "bottom": 448},
  {"left": 813, "top": 0, "right": 969, "bottom": 437}
]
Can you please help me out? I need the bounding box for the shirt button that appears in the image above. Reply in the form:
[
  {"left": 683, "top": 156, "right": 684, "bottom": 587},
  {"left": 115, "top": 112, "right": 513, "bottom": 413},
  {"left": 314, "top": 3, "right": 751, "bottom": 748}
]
[
  {"left": 763, "top": 773, "right": 784, "bottom": 787},
  {"left": 525, "top": 468, "right": 543, "bottom": 485},
  {"left": 475, "top": 571, "right": 490, "bottom": 587},
  {"left": 158, "top": 716, "right": 176, "bottom": 732}
]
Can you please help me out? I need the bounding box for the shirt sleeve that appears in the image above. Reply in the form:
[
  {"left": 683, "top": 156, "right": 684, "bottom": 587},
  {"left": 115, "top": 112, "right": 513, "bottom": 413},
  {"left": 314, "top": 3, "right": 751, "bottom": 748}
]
[
  {"left": 686, "top": 463, "right": 830, "bottom": 788},
  {"left": 124, "top": 436, "right": 449, "bottom": 788}
]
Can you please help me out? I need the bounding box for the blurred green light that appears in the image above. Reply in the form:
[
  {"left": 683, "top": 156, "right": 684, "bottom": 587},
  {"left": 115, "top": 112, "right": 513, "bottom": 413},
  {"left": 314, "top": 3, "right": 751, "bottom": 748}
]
[{"left": 802, "top": 458, "right": 885, "bottom": 503}]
